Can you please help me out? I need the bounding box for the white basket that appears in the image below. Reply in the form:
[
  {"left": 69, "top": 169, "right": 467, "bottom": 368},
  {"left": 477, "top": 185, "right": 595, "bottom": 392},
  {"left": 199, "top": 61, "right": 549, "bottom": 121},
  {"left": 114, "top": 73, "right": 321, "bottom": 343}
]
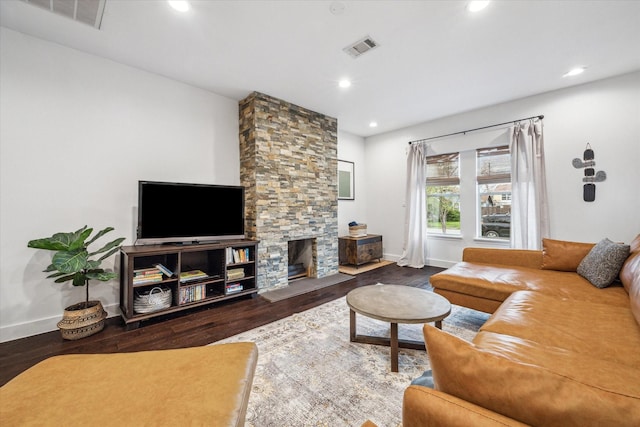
[{"left": 134, "top": 286, "right": 172, "bottom": 314}]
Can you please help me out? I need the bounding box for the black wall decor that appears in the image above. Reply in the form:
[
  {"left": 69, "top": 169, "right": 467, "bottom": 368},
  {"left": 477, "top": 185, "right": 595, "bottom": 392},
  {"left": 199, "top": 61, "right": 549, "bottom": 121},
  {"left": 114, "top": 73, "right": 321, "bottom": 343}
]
[{"left": 572, "top": 143, "right": 606, "bottom": 202}]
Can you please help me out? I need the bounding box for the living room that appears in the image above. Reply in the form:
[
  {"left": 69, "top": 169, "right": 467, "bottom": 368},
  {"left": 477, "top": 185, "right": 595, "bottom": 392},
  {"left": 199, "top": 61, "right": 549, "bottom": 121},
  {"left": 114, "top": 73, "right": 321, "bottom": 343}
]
[{"left": 1, "top": 1, "right": 639, "bottom": 424}]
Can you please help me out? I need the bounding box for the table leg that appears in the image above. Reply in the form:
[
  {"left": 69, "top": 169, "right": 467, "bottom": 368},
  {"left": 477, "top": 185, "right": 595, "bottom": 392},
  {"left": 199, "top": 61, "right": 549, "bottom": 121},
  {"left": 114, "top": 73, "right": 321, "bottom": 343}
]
[
  {"left": 435, "top": 320, "right": 442, "bottom": 329},
  {"left": 390, "top": 322, "right": 398, "bottom": 372},
  {"left": 350, "top": 309, "right": 356, "bottom": 342}
]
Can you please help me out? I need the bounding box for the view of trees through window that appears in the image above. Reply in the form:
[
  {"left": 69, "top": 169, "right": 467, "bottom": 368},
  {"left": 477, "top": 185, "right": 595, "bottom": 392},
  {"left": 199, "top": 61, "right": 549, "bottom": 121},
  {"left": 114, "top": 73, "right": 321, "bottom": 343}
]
[
  {"left": 426, "top": 153, "right": 460, "bottom": 235},
  {"left": 425, "top": 147, "right": 512, "bottom": 238}
]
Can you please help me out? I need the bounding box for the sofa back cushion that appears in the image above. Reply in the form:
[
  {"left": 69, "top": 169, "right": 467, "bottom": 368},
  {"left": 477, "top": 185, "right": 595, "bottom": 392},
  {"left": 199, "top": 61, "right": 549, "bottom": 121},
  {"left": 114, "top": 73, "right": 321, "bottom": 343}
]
[
  {"left": 620, "top": 234, "right": 640, "bottom": 325},
  {"left": 423, "top": 325, "right": 640, "bottom": 427},
  {"left": 540, "top": 238, "right": 594, "bottom": 271}
]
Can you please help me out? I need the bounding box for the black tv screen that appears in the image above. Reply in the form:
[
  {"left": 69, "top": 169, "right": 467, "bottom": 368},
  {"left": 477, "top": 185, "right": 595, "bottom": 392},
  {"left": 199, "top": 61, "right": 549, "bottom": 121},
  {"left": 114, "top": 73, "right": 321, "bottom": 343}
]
[{"left": 137, "top": 181, "right": 245, "bottom": 244}]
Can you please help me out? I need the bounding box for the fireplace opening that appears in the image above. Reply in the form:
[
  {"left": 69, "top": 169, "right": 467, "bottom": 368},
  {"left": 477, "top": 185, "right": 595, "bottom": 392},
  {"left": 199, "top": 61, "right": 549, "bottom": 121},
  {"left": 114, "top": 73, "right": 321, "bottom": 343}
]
[{"left": 288, "top": 238, "right": 316, "bottom": 281}]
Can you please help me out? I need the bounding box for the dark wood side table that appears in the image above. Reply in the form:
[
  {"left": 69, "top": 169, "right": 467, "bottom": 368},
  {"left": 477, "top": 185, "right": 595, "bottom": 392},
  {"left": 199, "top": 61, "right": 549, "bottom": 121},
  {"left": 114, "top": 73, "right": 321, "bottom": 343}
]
[{"left": 339, "top": 234, "right": 383, "bottom": 266}]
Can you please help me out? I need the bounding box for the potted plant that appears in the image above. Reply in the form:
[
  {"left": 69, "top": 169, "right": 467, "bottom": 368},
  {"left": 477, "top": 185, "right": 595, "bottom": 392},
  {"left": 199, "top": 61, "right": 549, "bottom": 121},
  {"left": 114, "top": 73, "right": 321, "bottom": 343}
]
[{"left": 27, "top": 225, "right": 125, "bottom": 340}]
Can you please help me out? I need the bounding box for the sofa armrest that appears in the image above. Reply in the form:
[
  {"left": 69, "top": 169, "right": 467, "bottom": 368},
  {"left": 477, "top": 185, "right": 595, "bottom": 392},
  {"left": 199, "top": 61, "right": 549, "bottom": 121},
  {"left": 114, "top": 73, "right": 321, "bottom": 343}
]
[
  {"left": 463, "top": 247, "right": 542, "bottom": 269},
  {"left": 403, "top": 385, "right": 530, "bottom": 427}
]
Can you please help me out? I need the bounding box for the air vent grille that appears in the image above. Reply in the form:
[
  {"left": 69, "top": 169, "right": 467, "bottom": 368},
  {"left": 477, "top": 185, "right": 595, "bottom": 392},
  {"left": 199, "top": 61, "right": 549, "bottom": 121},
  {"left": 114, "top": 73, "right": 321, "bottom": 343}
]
[
  {"left": 21, "top": 0, "right": 106, "bottom": 29},
  {"left": 343, "top": 35, "right": 379, "bottom": 58}
]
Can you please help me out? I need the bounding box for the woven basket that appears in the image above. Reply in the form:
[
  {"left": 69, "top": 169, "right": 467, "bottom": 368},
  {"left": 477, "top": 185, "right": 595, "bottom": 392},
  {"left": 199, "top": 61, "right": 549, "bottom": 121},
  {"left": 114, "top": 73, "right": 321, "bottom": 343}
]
[
  {"left": 134, "top": 286, "right": 172, "bottom": 314},
  {"left": 57, "top": 300, "right": 107, "bottom": 340}
]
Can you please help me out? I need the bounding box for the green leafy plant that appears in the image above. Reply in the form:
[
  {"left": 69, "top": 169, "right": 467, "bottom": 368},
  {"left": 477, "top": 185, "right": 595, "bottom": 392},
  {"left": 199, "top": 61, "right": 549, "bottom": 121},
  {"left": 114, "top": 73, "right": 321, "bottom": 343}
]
[{"left": 28, "top": 226, "right": 125, "bottom": 308}]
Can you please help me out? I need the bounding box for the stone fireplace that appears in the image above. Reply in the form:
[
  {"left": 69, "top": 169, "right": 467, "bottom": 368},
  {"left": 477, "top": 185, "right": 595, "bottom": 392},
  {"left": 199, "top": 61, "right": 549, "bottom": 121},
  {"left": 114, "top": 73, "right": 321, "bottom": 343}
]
[
  {"left": 288, "top": 238, "right": 316, "bottom": 280},
  {"left": 239, "top": 92, "right": 339, "bottom": 290}
]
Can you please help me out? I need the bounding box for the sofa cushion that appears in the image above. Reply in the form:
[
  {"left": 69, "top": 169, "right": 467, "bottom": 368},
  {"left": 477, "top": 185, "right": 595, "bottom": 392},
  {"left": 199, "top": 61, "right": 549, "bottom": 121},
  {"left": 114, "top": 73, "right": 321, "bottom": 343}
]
[
  {"left": 0, "top": 343, "right": 259, "bottom": 426},
  {"left": 430, "top": 262, "right": 629, "bottom": 307},
  {"left": 403, "top": 385, "right": 530, "bottom": 427},
  {"left": 473, "top": 330, "right": 640, "bottom": 399},
  {"left": 540, "top": 238, "right": 594, "bottom": 271},
  {"left": 479, "top": 290, "right": 640, "bottom": 367},
  {"left": 423, "top": 325, "right": 640, "bottom": 427},
  {"left": 577, "top": 238, "right": 630, "bottom": 288}
]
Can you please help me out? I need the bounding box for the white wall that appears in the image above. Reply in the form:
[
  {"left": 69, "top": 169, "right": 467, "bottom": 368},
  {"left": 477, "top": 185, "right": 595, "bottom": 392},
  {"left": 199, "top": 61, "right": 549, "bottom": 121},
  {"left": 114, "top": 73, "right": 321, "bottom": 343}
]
[
  {"left": 0, "top": 28, "right": 240, "bottom": 342},
  {"left": 337, "top": 130, "right": 367, "bottom": 238},
  {"left": 2, "top": 28, "right": 639, "bottom": 342},
  {"left": 365, "top": 71, "right": 640, "bottom": 267}
]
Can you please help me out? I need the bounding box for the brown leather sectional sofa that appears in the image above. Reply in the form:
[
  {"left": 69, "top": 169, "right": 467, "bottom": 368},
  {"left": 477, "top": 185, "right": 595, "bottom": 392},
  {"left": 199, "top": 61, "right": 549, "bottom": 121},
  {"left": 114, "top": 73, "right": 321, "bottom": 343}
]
[{"left": 404, "top": 235, "right": 640, "bottom": 426}]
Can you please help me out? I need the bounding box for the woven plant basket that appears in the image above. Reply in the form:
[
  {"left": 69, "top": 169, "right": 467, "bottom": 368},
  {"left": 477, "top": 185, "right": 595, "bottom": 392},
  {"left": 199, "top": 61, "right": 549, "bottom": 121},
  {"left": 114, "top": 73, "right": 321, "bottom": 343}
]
[{"left": 57, "top": 300, "right": 107, "bottom": 340}]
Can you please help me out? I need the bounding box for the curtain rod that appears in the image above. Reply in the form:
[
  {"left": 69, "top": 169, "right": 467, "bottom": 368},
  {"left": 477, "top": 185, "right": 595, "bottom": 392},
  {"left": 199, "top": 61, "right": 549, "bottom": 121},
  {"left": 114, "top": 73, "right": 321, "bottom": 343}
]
[{"left": 408, "top": 114, "right": 544, "bottom": 145}]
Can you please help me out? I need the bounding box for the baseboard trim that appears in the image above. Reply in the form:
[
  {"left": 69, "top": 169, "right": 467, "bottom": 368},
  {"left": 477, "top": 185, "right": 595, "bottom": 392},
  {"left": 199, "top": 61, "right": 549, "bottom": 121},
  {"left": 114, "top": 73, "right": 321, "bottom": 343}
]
[
  {"left": 0, "top": 302, "right": 120, "bottom": 343},
  {"left": 384, "top": 253, "right": 456, "bottom": 269}
]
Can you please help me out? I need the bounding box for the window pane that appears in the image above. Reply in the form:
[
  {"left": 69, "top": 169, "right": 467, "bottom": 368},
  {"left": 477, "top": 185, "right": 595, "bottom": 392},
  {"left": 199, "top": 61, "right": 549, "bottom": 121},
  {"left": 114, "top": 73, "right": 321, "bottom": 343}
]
[
  {"left": 479, "top": 183, "right": 511, "bottom": 239},
  {"left": 477, "top": 146, "right": 510, "bottom": 184},
  {"left": 477, "top": 146, "right": 511, "bottom": 239},
  {"left": 427, "top": 185, "right": 461, "bottom": 235},
  {"left": 427, "top": 153, "right": 460, "bottom": 185}
]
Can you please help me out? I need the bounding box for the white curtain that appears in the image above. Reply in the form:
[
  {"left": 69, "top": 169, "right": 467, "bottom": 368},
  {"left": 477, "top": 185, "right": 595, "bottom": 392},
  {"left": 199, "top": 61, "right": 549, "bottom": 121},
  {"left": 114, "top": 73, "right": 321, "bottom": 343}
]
[
  {"left": 397, "top": 142, "right": 428, "bottom": 268},
  {"left": 509, "top": 119, "right": 550, "bottom": 249}
]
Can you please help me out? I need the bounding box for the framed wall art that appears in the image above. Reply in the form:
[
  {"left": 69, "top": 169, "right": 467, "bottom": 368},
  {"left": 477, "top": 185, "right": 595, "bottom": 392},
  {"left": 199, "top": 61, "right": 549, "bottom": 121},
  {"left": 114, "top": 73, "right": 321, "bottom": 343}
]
[{"left": 338, "top": 160, "right": 355, "bottom": 200}]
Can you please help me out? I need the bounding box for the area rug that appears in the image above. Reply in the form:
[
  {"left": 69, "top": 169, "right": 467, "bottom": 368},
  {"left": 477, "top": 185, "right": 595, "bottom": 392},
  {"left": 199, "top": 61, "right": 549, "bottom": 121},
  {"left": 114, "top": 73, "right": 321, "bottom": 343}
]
[
  {"left": 213, "top": 292, "right": 489, "bottom": 426},
  {"left": 260, "top": 273, "right": 354, "bottom": 303},
  {"left": 338, "top": 259, "right": 394, "bottom": 275}
]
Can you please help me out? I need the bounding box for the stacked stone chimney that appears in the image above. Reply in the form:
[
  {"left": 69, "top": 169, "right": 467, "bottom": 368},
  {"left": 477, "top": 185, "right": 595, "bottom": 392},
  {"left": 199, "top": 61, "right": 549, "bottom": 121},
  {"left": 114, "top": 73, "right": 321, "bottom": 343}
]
[{"left": 239, "top": 92, "right": 339, "bottom": 290}]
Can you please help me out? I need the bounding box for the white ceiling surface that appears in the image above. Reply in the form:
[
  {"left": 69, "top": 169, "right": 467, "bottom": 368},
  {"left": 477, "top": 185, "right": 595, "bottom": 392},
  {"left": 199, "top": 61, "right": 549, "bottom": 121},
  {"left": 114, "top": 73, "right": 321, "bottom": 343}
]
[{"left": 1, "top": 1, "right": 639, "bottom": 137}]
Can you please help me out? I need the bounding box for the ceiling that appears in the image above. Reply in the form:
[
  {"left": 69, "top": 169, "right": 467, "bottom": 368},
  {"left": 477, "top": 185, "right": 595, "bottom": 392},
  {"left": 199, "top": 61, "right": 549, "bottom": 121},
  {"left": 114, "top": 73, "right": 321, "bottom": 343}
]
[{"left": 1, "top": 0, "right": 639, "bottom": 137}]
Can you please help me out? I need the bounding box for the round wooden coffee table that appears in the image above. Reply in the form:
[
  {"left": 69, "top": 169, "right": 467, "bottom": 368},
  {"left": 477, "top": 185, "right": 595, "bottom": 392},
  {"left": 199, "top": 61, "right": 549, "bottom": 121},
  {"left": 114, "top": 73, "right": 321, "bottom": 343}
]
[{"left": 346, "top": 284, "right": 451, "bottom": 372}]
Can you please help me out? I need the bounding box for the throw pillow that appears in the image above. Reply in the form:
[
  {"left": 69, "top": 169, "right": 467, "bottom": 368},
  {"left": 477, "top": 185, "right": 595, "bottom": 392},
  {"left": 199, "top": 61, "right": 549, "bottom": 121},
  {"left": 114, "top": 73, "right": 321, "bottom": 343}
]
[
  {"left": 577, "top": 238, "right": 630, "bottom": 288},
  {"left": 541, "top": 238, "right": 594, "bottom": 271},
  {"left": 410, "top": 369, "right": 434, "bottom": 388}
]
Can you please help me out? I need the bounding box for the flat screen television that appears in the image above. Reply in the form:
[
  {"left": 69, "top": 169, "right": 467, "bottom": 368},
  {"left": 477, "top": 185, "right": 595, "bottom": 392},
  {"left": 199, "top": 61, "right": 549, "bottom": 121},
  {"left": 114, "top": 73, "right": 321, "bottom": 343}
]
[{"left": 137, "top": 180, "right": 245, "bottom": 244}]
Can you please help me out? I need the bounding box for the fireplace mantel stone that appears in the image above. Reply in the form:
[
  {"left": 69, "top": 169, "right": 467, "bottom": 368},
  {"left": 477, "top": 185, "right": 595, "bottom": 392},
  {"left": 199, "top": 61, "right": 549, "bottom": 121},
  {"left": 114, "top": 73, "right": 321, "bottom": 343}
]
[{"left": 239, "top": 92, "right": 339, "bottom": 290}]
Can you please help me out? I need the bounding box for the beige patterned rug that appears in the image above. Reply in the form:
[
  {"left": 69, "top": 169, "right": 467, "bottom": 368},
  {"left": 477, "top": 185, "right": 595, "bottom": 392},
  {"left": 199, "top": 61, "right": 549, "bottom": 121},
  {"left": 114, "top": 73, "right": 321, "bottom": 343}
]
[{"left": 213, "top": 293, "right": 489, "bottom": 427}]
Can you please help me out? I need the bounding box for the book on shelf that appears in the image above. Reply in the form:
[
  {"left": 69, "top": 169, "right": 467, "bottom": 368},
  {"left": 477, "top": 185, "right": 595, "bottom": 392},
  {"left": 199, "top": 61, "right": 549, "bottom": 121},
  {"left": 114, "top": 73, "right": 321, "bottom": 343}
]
[
  {"left": 133, "top": 266, "right": 163, "bottom": 283},
  {"left": 229, "top": 248, "right": 250, "bottom": 264},
  {"left": 154, "top": 263, "right": 174, "bottom": 278},
  {"left": 226, "top": 283, "right": 243, "bottom": 294},
  {"left": 134, "top": 267, "right": 162, "bottom": 276},
  {"left": 227, "top": 268, "right": 245, "bottom": 280},
  {"left": 133, "top": 274, "right": 163, "bottom": 285},
  {"left": 180, "top": 270, "right": 208, "bottom": 283},
  {"left": 179, "top": 283, "right": 207, "bottom": 304}
]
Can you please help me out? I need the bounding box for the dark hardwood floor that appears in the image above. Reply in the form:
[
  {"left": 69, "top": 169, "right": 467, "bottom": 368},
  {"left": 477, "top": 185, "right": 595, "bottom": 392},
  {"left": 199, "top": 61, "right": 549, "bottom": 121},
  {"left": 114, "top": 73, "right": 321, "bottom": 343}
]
[{"left": 0, "top": 263, "right": 443, "bottom": 386}]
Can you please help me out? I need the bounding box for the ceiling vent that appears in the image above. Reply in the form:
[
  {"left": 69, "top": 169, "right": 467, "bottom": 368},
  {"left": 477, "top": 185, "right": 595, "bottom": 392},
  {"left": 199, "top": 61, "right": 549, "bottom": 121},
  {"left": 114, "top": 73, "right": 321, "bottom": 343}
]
[
  {"left": 21, "top": 0, "right": 106, "bottom": 29},
  {"left": 343, "top": 35, "right": 379, "bottom": 58}
]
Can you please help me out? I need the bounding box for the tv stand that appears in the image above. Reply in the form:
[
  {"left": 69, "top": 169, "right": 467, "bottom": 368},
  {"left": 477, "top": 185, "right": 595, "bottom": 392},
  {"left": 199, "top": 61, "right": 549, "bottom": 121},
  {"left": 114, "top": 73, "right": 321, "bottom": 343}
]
[{"left": 119, "top": 239, "right": 259, "bottom": 328}]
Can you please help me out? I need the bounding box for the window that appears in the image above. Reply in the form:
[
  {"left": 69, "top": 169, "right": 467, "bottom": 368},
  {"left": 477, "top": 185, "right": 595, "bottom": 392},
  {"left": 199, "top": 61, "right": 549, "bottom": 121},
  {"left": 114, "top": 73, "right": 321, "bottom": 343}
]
[
  {"left": 477, "top": 146, "right": 511, "bottom": 239},
  {"left": 427, "top": 153, "right": 460, "bottom": 235}
]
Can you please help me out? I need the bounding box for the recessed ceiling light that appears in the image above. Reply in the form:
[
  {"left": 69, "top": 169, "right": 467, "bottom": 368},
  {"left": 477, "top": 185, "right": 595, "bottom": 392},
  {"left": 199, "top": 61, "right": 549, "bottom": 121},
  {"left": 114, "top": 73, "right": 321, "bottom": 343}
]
[
  {"left": 369, "top": 122, "right": 378, "bottom": 128},
  {"left": 338, "top": 79, "right": 351, "bottom": 88},
  {"left": 563, "top": 67, "right": 586, "bottom": 78},
  {"left": 467, "top": 1, "right": 490, "bottom": 12},
  {"left": 168, "top": 1, "right": 190, "bottom": 12}
]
